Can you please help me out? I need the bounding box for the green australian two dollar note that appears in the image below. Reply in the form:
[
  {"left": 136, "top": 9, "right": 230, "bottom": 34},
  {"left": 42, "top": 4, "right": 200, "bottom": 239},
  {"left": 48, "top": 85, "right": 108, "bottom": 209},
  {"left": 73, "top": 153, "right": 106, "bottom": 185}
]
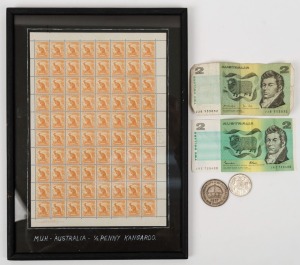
[
  {"left": 192, "top": 119, "right": 294, "bottom": 172},
  {"left": 191, "top": 63, "right": 294, "bottom": 115}
]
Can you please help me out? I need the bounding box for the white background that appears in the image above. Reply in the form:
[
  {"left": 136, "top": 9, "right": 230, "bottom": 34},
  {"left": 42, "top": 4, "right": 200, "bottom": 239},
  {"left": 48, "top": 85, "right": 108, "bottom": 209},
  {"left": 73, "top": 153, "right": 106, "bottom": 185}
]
[{"left": 1, "top": 0, "right": 300, "bottom": 264}]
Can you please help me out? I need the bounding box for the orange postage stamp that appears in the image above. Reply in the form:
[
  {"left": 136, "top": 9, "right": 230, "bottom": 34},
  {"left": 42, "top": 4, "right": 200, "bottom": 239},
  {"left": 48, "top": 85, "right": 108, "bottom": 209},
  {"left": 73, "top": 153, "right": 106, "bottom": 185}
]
[
  {"left": 141, "top": 41, "right": 155, "bottom": 58},
  {"left": 111, "top": 42, "right": 125, "bottom": 58},
  {"left": 96, "top": 42, "right": 110, "bottom": 58},
  {"left": 51, "top": 77, "right": 65, "bottom": 93},
  {"left": 126, "top": 42, "right": 140, "bottom": 58},
  {"left": 35, "top": 42, "right": 49, "bottom": 58},
  {"left": 36, "top": 166, "right": 50, "bottom": 182},
  {"left": 112, "top": 165, "right": 126, "bottom": 181},
  {"left": 81, "top": 201, "right": 96, "bottom": 217},
  {"left": 142, "top": 200, "right": 156, "bottom": 216},
  {"left": 50, "top": 42, "right": 64, "bottom": 58},
  {"left": 36, "top": 201, "right": 50, "bottom": 218},
  {"left": 127, "top": 165, "right": 140, "bottom": 181},
  {"left": 81, "top": 42, "right": 95, "bottom": 58},
  {"left": 36, "top": 78, "right": 50, "bottom": 93},
  {"left": 112, "top": 200, "right": 126, "bottom": 217},
  {"left": 97, "top": 166, "right": 111, "bottom": 181},
  {"left": 52, "top": 166, "right": 65, "bottom": 182},
  {"left": 35, "top": 60, "right": 49, "bottom": 76},
  {"left": 127, "top": 200, "right": 141, "bottom": 216},
  {"left": 67, "top": 201, "right": 81, "bottom": 217},
  {"left": 97, "top": 200, "right": 110, "bottom": 217},
  {"left": 66, "top": 42, "right": 80, "bottom": 58},
  {"left": 36, "top": 130, "right": 50, "bottom": 146}
]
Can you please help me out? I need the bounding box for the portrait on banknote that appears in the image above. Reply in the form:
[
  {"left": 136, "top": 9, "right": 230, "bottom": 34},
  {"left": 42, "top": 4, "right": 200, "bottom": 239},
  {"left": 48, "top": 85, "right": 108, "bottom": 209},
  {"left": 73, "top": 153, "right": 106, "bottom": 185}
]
[
  {"left": 264, "top": 125, "right": 289, "bottom": 164},
  {"left": 259, "top": 70, "right": 285, "bottom": 108},
  {"left": 7, "top": 8, "right": 188, "bottom": 260}
]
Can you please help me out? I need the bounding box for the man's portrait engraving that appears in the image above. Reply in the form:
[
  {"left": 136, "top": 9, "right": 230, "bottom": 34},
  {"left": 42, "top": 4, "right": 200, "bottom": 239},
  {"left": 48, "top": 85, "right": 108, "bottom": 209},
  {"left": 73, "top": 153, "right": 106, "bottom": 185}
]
[
  {"left": 260, "top": 70, "right": 285, "bottom": 108},
  {"left": 265, "top": 125, "right": 288, "bottom": 164}
]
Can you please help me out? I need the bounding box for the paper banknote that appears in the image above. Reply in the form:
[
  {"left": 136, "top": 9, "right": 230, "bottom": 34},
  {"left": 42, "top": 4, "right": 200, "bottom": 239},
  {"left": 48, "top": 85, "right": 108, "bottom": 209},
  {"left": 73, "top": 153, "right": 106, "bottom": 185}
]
[
  {"left": 191, "top": 63, "right": 294, "bottom": 115},
  {"left": 192, "top": 118, "right": 294, "bottom": 172}
]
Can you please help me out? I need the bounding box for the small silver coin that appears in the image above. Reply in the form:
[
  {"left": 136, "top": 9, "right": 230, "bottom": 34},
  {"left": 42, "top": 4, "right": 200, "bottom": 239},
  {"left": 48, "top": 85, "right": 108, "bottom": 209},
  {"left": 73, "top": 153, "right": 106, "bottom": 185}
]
[
  {"left": 228, "top": 173, "right": 252, "bottom": 197},
  {"left": 201, "top": 179, "right": 229, "bottom": 207}
]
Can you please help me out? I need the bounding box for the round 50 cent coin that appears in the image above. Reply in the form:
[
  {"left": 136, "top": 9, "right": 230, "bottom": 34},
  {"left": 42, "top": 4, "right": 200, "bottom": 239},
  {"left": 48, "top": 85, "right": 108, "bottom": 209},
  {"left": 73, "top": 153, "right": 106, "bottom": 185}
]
[
  {"left": 201, "top": 179, "right": 229, "bottom": 207},
  {"left": 228, "top": 173, "right": 252, "bottom": 197}
]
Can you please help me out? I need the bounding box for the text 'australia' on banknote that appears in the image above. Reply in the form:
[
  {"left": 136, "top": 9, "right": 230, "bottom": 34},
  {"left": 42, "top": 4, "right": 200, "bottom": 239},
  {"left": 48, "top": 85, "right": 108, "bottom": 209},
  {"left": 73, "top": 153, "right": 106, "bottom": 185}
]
[
  {"left": 191, "top": 63, "right": 294, "bottom": 115},
  {"left": 192, "top": 119, "right": 294, "bottom": 172}
]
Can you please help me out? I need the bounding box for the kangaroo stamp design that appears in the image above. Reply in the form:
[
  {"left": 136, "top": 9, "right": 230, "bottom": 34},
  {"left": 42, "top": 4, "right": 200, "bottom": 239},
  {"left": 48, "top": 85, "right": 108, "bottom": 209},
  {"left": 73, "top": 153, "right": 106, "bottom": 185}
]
[
  {"left": 36, "top": 202, "right": 50, "bottom": 218},
  {"left": 127, "top": 200, "right": 141, "bottom": 216},
  {"left": 66, "top": 166, "right": 80, "bottom": 181},
  {"left": 142, "top": 165, "right": 156, "bottom": 181},
  {"left": 97, "top": 183, "right": 111, "bottom": 199},
  {"left": 52, "top": 184, "right": 65, "bottom": 200},
  {"left": 67, "top": 201, "right": 80, "bottom": 217},
  {"left": 96, "top": 42, "right": 110, "bottom": 58},
  {"left": 96, "top": 77, "right": 110, "bottom": 93},
  {"left": 112, "top": 165, "right": 126, "bottom": 181},
  {"left": 97, "top": 200, "right": 110, "bottom": 217},
  {"left": 142, "top": 200, "right": 156, "bottom": 216},
  {"left": 141, "top": 41, "right": 155, "bottom": 58},
  {"left": 52, "top": 166, "right": 65, "bottom": 182},
  {"left": 126, "top": 42, "right": 140, "bottom": 58},
  {"left": 36, "top": 166, "right": 50, "bottom": 182},
  {"left": 112, "top": 42, "right": 125, "bottom": 58},
  {"left": 96, "top": 60, "right": 110, "bottom": 75},
  {"left": 66, "top": 42, "right": 80, "bottom": 58},
  {"left": 81, "top": 78, "right": 95, "bottom": 93},
  {"left": 112, "top": 200, "right": 126, "bottom": 217},
  {"left": 35, "top": 42, "right": 49, "bottom": 58},
  {"left": 36, "top": 78, "right": 50, "bottom": 93},
  {"left": 51, "top": 60, "right": 65, "bottom": 76},
  {"left": 82, "top": 183, "right": 96, "bottom": 199},
  {"left": 97, "top": 166, "right": 111, "bottom": 181},
  {"left": 142, "top": 77, "right": 155, "bottom": 93},
  {"left": 36, "top": 130, "right": 50, "bottom": 146},
  {"left": 127, "top": 165, "right": 141, "bottom": 181},
  {"left": 82, "top": 166, "right": 96, "bottom": 181},
  {"left": 82, "top": 201, "right": 96, "bottom": 217},
  {"left": 36, "top": 183, "right": 51, "bottom": 200},
  {"left": 127, "top": 60, "right": 140, "bottom": 76},
  {"left": 127, "top": 183, "right": 141, "bottom": 199},
  {"left": 112, "top": 77, "right": 125, "bottom": 93},
  {"left": 81, "top": 42, "right": 95, "bottom": 58},
  {"left": 35, "top": 60, "right": 49, "bottom": 76},
  {"left": 51, "top": 42, "right": 64, "bottom": 58},
  {"left": 67, "top": 183, "right": 81, "bottom": 199},
  {"left": 127, "top": 78, "right": 140, "bottom": 93},
  {"left": 142, "top": 60, "right": 155, "bottom": 75},
  {"left": 112, "top": 60, "right": 125, "bottom": 75}
]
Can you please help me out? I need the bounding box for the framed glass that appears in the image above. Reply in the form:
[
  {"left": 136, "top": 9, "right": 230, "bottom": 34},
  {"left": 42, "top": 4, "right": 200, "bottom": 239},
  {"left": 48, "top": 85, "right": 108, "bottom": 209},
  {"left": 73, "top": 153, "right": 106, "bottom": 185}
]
[{"left": 7, "top": 8, "right": 188, "bottom": 259}]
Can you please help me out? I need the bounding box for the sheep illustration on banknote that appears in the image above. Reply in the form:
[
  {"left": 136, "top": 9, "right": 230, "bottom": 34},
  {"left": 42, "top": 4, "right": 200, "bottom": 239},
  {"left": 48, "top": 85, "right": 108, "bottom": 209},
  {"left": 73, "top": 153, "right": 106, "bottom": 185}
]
[
  {"left": 223, "top": 128, "right": 263, "bottom": 158},
  {"left": 223, "top": 72, "right": 259, "bottom": 101}
]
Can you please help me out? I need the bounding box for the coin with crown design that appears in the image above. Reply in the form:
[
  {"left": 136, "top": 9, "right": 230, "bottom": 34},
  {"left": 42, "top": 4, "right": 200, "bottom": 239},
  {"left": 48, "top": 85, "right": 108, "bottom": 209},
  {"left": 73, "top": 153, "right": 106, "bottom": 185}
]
[{"left": 201, "top": 179, "right": 229, "bottom": 207}]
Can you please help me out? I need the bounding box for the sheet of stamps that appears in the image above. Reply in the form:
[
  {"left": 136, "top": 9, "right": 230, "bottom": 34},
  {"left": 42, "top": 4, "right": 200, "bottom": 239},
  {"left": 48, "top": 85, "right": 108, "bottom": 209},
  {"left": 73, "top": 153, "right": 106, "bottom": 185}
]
[
  {"left": 192, "top": 118, "right": 294, "bottom": 172},
  {"left": 30, "top": 32, "right": 167, "bottom": 227},
  {"left": 191, "top": 62, "right": 294, "bottom": 115}
]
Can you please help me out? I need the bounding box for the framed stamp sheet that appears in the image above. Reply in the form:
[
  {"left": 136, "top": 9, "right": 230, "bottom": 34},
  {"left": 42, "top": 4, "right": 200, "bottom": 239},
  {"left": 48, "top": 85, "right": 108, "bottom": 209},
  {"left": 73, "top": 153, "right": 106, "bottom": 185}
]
[{"left": 7, "top": 8, "right": 188, "bottom": 259}]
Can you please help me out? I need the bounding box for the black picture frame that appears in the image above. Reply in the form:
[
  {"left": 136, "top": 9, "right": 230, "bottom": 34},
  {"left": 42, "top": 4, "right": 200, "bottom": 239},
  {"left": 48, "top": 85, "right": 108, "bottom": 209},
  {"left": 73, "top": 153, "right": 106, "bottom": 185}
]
[{"left": 7, "top": 8, "right": 188, "bottom": 260}]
